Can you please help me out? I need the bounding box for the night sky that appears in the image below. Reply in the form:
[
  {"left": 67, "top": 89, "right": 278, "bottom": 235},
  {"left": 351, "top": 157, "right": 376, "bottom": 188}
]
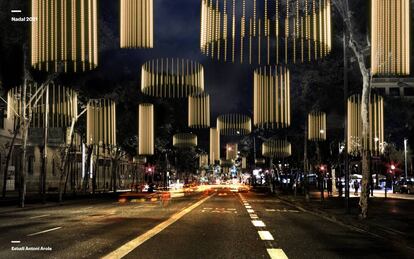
[{"left": 1, "top": 0, "right": 413, "bottom": 158}]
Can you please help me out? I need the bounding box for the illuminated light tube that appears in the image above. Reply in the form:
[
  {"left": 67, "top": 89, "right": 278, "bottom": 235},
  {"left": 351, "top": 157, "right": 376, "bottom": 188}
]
[
  {"left": 262, "top": 139, "right": 291, "bottom": 158},
  {"left": 347, "top": 94, "right": 384, "bottom": 156},
  {"left": 188, "top": 92, "right": 210, "bottom": 128},
  {"left": 200, "top": 0, "right": 332, "bottom": 65},
  {"left": 242, "top": 157, "right": 247, "bottom": 169},
  {"left": 308, "top": 111, "right": 327, "bottom": 141},
  {"left": 7, "top": 83, "right": 78, "bottom": 128},
  {"left": 254, "top": 65, "right": 291, "bottom": 129},
  {"left": 141, "top": 58, "right": 205, "bottom": 98},
  {"left": 217, "top": 113, "right": 252, "bottom": 136},
  {"left": 371, "top": 0, "right": 410, "bottom": 76},
  {"left": 199, "top": 154, "right": 209, "bottom": 167},
  {"left": 86, "top": 99, "right": 116, "bottom": 147},
  {"left": 31, "top": 0, "right": 98, "bottom": 72},
  {"left": 255, "top": 158, "right": 265, "bottom": 165},
  {"left": 120, "top": 0, "right": 154, "bottom": 48},
  {"left": 173, "top": 133, "right": 198, "bottom": 148},
  {"left": 210, "top": 127, "right": 220, "bottom": 163},
  {"left": 226, "top": 143, "right": 238, "bottom": 160},
  {"left": 138, "top": 103, "right": 154, "bottom": 155}
]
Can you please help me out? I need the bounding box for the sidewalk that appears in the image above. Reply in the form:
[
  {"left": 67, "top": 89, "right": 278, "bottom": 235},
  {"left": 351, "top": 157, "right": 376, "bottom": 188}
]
[{"left": 275, "top": 191, "right": 414, "bottom": 251}]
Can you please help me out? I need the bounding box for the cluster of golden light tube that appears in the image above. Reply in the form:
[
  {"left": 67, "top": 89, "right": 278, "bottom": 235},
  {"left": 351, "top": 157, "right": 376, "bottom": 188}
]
[
  {"left": 254, "top": 65, "right": 291, "bottom": 128},
  {"left": 138, "top": 103, "right": 154, "bottom": 155},
  {"left": 141, "top": 58, "right": 205, "bottom": 98},
  {"left": 255, "top": 158, "right": 265, "bottom": 164},
  {"left": 347, "top": 94, "right": 384, "bottom": 156},
  {"left": 199, "top": 154, "right": 209, "bottom": 167},
  {"left": 210, "top": 128, "right": 221, "bottom": 163},
  {"left": 173, "top": 133, "right": 198, "bottom": 148},
  {"left": 86, "top": 99, "right": 116, "bottom": 146},
  {"left": 7, "top": 83, "right": 78, "bottom": 128},
  {"left": 200, "top": 0, "right": 332, "bottom": 65},
  {"left": 226, "top": 143, "right": 238, "bottom": 160},
  {"left": 371, "top": 0, "right": 410, "bottom": 76},
  {"left": 308, "top": 111, "right": 326, "bottom": 141},
  {"left": 188, "top": 93, "right": 210, "bottom": 128},
  {"left": 262, "top": 139, "right": 291, "bottom": 158},
  {"left": 120, "top": 0, "right": 154, "bottom": 48},
  {"left": 31, "top": 0, "right": 98, "bottom": 72},
  {"left": 217, "top": 113, "right": 252, "bottom": 135}
]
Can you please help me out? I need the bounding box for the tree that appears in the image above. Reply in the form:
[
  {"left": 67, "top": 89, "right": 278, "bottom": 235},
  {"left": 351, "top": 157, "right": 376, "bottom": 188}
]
[{"left": 332, "top": 0, "right": 372, "bottom": 218}]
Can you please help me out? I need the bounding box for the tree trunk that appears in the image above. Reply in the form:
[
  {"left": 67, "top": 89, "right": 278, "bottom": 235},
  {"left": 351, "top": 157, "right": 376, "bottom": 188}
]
[
  {"left": 359, "top": 150, "right": 370, "bottom": 218},
  {"left": 58, "top": 119, "right": 76, "bottom": 203},
  {"left": 2, "top": 119, "right": 20, "bottom": 198}
]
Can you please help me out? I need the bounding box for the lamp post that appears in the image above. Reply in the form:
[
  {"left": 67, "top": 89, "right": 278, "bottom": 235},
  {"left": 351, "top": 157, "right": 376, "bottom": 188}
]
[{"left": 404, "top": 139, "right": 408, "bottom": 179}]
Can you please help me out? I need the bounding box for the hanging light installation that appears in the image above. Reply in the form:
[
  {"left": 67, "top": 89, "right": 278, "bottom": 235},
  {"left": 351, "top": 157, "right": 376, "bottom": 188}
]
[
  {"left": 141, "top": 58, "right": 205, "bottom": 98},
  {"left": 86, "top": 99, "right": 116, "bottom": 146},
  {"left": 347, "top": 94, "right": 384, "bottom": 156},
  {"left": 255, "top": 158, "right": 265, "bottom": 165},
  {"left": 200, "top": 0, "right": 332, "bottom": 65},
  {"left": 173, "top": 133, "right": 198, "bottom": 148},
  {"left": 226, "top": 143, "right": 238, "bottom": 160},
  {"left": 217, "top": 113, "right": 252, "bottom": 135},
  {"left": 262, "top": 138, "right": 291, "bottom": 158},
  {"left": 254, "top": 65, "right": 290, "bottom": 128},
  {"left": 7, "top": 83, "right": 78, "bottom": 128},
  {"left": 308, "top": 111, "right": 326, "bottom": 141},
  {"left": 188, "top": 92, "right": 210, "bottom": 128},
  {"left": 199, "top": 154, "right": 209, "bottom": 167},
  {"left": 371, "top": 0, "right": 410, "bottom": 76},
  {"left": 210, "top": 127, "right": 220, "bottom": 163},
  {"left": 120, "top": 0, "right": 154, "bottom": 48},
  {"left": 138, "top": 103, "right": 154, "bottom": 155},
  {"left": 31, "top": 0, "right": 98, "bottom": 72}
]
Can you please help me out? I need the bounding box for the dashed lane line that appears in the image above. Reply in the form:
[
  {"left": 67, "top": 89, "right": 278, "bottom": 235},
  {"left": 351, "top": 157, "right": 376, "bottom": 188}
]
[
  {"left": 267, "top": 248, "right": 289, "bottom": 259},
  {"left": 27, "top": 226, "right": 62, "bottom": 237},
  {"left": 258, "top": 231, "right": 274, "bottom": 241},
  {"left": 29, "top": 214, "right": 50, "bottom": 219}
]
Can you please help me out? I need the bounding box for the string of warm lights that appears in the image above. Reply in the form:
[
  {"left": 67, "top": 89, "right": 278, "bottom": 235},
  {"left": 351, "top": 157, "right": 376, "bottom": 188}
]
[
  {"left": 308, "top": 111, "right": 326, "bottom": 141},
  {"left": 254, "top": 65, "right": 291, "bottom": 129},
  {"left": 31, "top": 0, "right": 98, "bottom": 72},
  {"left": 173, "top": 133, "right": 198, "bottom": 148},
  {"left": 141, "top": 58, "right": 205, "bottom": 98},
  {"left": 200, "top": 0, "right": 332, "bottom": 65},
  {"left": 138, "top": 103, "right": 154, "bottom": 155},
  {"left": 347, "top": 94, "right": 384, "bottom": 156},
  {"left": 262, "top": 138, "right": 291, "bottom": 158},
  {"left": 217, "top": 113, "right": 252, "bottom": 135},
  {"left": 188, "top": 93, "right": 210, "bottom": 128},
  {"left": 371, "top": 0, "right": 410, "bottom": 76},
  {"left": 7, "top": 83, "right": 78, "bottom": 128},
  {"left": 86, "top": 99, "right": 116, "bottom": 146},
  {"left": 120, "top": 0, "right": 154, "bottom": 48}
]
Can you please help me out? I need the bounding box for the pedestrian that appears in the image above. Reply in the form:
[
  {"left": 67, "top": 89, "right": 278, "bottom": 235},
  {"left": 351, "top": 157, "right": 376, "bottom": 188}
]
[
  {"left": 353, "top": 180, "right": 359, "bottom": 196},
  {"left": 327, "top": 177, "right": 333, "bottom": 197}
]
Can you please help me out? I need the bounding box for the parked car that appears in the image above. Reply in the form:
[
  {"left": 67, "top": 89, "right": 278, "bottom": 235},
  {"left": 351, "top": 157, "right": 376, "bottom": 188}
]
[{"left": 393, "top": 180, "right": 414, "bottom": 194}]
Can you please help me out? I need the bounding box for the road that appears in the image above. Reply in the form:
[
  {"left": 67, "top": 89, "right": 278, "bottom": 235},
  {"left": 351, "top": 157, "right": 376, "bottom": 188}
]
[{"left": 0, "top": 188, "right": 412, "bottom": 259}]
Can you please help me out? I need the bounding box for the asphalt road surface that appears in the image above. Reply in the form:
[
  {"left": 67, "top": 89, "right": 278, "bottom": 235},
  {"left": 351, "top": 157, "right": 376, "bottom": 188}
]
[{"left": 0, "top": 189, "right": 413, "bottom": 259}]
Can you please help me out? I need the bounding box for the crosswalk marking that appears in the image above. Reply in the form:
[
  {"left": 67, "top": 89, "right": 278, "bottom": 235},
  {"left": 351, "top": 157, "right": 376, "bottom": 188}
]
[{"left": 247, "top": 209, "right": 255, "bottom": 213}]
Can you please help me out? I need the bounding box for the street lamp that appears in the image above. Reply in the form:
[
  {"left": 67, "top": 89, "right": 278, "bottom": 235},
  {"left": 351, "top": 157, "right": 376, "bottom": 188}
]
[{"left": 404, "top": 139, "right": 408, "bottom": 179}]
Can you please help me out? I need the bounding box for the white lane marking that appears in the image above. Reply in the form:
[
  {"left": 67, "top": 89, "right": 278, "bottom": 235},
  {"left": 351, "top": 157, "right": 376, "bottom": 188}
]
[
  {"left": 258, "top": 231, "right": 274, "bottom": 241},
  {"left": 243, "top": 203, "right": 250, "bottom": 206},
  {"left": 27, "top": 227, "right": 62, "bottom": 237},
  {"left": 11, "top": 10, "right": 22, "bottom": 13},
  {"left": 11, "top": 241, "right": 21, "bottom": 244},
  {"left": 266, "top": 209, "right": 276, "bottom": 212},
  {"left": 227, "top": 208, "right": 236, "bottom": 211},
  {"left": 267, "top": 248, "right": 288, "bottom": 259},
  {"left": 245, "top": 205, "right": 252, "bottom": 209},
  {"left": 252, "top": 220, "right": 266, "bottom": 227},
  {"left": 203, "top": 208, "right": 212, "bottom": 210},
  {"left": 247, "top": 209, "right": 255, "bottom": 213},
  {"left": 103, "top": 194, "right": 213, "bottom": 259},
  {"left": 29, "top": 214, "right": 50, "bottom": 219},
  {"left": 250, "top": 214, "right": 259, "bottom": 219}
]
